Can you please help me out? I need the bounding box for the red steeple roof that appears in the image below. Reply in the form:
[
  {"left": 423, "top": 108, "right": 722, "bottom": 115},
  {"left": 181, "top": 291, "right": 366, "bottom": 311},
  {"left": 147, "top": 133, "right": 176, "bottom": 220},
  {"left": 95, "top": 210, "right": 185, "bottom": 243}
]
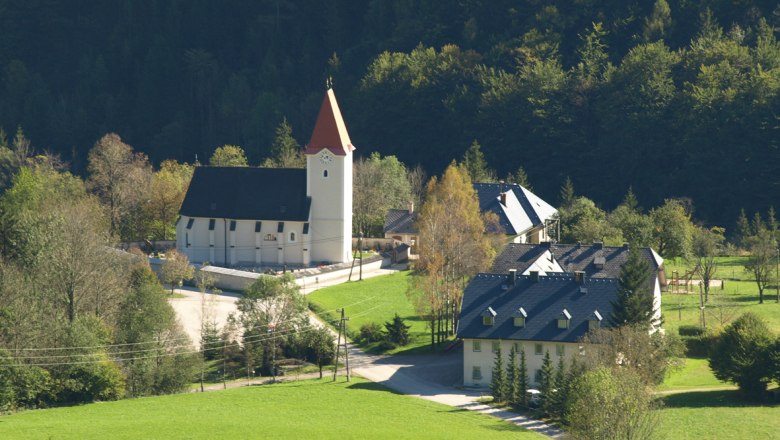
[{"left": 305, "top": 88, "right": 356, "bottom": 156}]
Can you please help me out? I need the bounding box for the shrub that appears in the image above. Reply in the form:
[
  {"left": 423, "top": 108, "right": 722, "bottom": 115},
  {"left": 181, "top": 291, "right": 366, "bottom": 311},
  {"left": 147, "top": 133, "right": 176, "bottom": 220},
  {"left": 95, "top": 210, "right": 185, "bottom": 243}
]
[
  {"left": 678, "top": 325, "right": 705, "bottom": 337},
  {"left": 566, "top": 367, "right": 659, "bottom": 440},
  {"left": 709, "top": 312, "right": 774, "bottom": 399},
  {"left": 359, "top": 322, "right": 384, "bottom": 343}
]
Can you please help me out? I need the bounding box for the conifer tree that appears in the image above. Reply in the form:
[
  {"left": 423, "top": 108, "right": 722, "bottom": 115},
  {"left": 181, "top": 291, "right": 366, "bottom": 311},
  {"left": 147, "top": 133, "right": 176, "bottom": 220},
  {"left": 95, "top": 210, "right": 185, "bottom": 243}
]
[
  {"left": 548, "top": 355, "right": 567, "bottom": 420},
  {"left": 518, "top": 346, "right": 529, "bottom": 407},
  {"left": 559, "top": 177, "right": 575, "bottom": 209},
  {"left": 610, "top": 248, "right": 655, "bottom": 328},
  {"left": 507, "top": 344, "right": 520, "bottom": 405},
  {"left": 735, "top": 209, "right": 750, "bottom": 248},
  {"left": 384, "top": 313, "right": 411, "bottom": 346},
  {"left": 461, "top": 140, "right": 494, "bottom": 183},
  {"left": 539, "top": 350, "right": 554, "bottom": 414},
  {"left": 490, "top": 345, "right": 508, "bottom": 403}
]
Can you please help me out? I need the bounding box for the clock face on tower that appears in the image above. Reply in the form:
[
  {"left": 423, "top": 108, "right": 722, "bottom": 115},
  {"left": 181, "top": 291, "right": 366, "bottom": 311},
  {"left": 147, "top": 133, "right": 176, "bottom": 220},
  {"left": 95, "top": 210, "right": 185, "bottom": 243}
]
[{"left": 319, "top": 150, "right": 333, "bottom": 164}]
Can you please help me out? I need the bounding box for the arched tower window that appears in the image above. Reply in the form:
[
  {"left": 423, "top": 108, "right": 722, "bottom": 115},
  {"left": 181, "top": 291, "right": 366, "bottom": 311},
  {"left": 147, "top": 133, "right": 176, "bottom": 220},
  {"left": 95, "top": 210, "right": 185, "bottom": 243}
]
[
  {"left": 290, "top": 232, "right": 296, "bottom": 242},
  {"left": 323, "top": 169, "right": 328, "bottom": 178}
]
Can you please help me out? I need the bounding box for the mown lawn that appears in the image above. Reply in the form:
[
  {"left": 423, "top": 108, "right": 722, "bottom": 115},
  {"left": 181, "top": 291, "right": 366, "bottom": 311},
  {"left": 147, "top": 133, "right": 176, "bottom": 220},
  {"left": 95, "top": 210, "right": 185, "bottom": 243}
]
[
  {"left": 308, "top": 271, "right": 439, "bottom": 354},
  {"left": 657, "top": 389, "right": 780, "bottom": 439},
  {"left": 661, "top": 256, "right": 780, "bottom": 335},
  {"left": 659, "top": 358, "right": 725, "bottom": 391},
  {"left": 0, "top": 378, "right": 542, "bottom": 439}
]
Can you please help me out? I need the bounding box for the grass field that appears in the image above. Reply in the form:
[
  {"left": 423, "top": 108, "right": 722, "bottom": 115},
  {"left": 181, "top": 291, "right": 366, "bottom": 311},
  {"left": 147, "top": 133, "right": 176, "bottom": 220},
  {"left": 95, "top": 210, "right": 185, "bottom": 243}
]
[
  {"left": 308, "top": 271, "right": 438, "bottom": 354},
  {"left": 0, "top": 378, "right": 542, "bottom": 439},
  {"left": 657, "top": 390, "right": 780, "bottom": 439},
  {"left": 659, "top": 358, "right": 725, "bottom": 391},
  {"left": 661, "top": 256, "right": 780, "bottom": 335}
]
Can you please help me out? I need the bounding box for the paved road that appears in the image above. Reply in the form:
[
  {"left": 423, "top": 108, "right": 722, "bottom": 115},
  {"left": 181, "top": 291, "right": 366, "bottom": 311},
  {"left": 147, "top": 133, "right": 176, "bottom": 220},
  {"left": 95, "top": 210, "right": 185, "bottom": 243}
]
[{"left": 169, "top": 266, "right": 562, "bottom": 438}]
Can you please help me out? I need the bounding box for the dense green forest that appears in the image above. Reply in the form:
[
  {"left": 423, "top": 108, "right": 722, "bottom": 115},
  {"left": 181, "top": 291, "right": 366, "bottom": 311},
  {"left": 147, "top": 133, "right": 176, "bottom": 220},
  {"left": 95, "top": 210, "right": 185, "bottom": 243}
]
[{"left": 0, "top": 1, "right": 779, "bottom": 227}]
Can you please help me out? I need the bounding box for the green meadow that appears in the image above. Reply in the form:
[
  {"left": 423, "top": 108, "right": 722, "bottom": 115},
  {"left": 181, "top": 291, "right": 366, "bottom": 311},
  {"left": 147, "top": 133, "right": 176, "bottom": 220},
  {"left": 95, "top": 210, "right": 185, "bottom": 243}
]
[{"left": 0, "top": 378, "right": 541, "bottom": 439}]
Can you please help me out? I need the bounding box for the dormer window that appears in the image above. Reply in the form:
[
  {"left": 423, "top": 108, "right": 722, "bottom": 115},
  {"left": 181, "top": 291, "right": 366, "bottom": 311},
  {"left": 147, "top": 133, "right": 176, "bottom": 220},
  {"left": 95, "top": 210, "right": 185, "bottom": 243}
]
[
  {"left": 482, "top": 307, "right": 497, "bottom": 326},
  {"left": 557, "top": 308, "right": 571, "bottom": 329},
  {"left": 513, "top": 307, "right": 527, "bottom": 327},
  {"left": 588, "top": 310, "right": 603, "bottom": 331}
]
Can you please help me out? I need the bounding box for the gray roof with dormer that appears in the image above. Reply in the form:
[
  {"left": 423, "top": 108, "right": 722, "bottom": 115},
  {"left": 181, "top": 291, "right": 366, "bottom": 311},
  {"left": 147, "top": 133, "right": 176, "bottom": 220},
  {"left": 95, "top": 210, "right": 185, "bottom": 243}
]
[
  {"left": 457, "top": 272, "right": 618, "bottom": 343},
  {"left": 491, "top": 243, "right": 662, "bottom": 280}
]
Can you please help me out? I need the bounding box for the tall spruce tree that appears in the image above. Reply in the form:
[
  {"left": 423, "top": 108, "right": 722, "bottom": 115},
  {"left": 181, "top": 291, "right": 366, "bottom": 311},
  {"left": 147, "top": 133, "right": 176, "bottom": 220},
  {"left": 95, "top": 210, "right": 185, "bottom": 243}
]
[
  {"left": 610, "top": 248, "right": 655, "bottom": 328},
  {"left": 507, "top": 344, "right": 520, "bottom": 405},
  {"left": 539, "top": 350, "right": 554, "bottom": 415},
  {"left": 490, "top": 345, "right": 508, "bottom": 403},
  {"left": 518, "top": 346, "right": 529, "bottom": 407},
  {"left": 548, "top": 355, "right": 567, "bottom": 420}
]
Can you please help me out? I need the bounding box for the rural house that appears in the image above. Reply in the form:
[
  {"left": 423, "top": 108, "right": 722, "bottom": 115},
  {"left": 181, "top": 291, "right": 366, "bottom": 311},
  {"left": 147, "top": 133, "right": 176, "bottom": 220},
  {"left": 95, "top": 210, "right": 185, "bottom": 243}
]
[
  {"left": 457, "top": 270, "right": 619, "bottom": 387},
  {"left": 383, "top": 182, "right": 557, "bottom": 246},
  {"left": 491, "top": 242, "right": 665, "bottom": 326},
  {"left": 175, "top": 88, "right": 354, "bottom": 267}
]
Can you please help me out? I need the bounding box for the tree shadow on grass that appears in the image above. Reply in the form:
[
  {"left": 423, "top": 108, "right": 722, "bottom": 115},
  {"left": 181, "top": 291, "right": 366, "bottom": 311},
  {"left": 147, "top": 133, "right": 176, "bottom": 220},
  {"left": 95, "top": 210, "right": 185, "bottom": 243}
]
[
  {"left": 662, "top": 390, "right": 780, "bottom": 409},
  {"left": 346, "top": 380, "right": 404, "bottom": 395}
]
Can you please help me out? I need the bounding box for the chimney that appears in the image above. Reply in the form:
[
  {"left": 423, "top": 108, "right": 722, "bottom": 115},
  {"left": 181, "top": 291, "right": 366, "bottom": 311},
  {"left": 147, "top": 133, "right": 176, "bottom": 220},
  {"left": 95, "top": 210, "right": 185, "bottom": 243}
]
[
  {"left": 594, "top": 242, "right": 604, "bottom": 250},
  {"left": 508, "top": 269, "right": 517, "bottom": 286},
  {"left": 499, "top": 192, "right": 507, "bottom": 206},
  {"left": 574, "top": 271, "right": 585, "bottom": 285},
  {"left": 529, "top": 271, "right": 539, "bottom": 282},
  {"left": 407, "top": 201, "right": 414, "bottom": 213}
]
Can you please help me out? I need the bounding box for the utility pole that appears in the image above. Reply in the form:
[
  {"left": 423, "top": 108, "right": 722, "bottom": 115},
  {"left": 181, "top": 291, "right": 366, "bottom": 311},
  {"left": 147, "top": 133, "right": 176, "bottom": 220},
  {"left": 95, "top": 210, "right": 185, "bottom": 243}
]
[
  {"left": 333, "top": 308, "right": 350, "bottom": 382},
  {"left": 269, "top": 324, "right": 277, "bottom": 383},
  {"left": 222, "top": 338, "right": 227, "bottom": 390},
  {"left": 776, "top": 247, "right": 779, "bottom": 303},
  {"left": 359, "top": 231, "right": 363, "bottom": 281}
]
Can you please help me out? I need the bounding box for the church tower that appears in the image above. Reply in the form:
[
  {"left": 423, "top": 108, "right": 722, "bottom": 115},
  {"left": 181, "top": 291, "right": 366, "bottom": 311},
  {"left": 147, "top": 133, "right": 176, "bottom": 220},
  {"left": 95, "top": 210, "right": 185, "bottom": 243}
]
[{"left": 305, "top": 88, "right": 354, "bottom": 264}]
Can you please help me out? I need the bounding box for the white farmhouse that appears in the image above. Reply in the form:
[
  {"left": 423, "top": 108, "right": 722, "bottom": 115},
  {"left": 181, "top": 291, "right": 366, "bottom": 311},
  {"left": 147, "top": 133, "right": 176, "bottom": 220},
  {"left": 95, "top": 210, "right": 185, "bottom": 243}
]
[{"left": 175, "top": 88, "right": 354, "bottom": 267}]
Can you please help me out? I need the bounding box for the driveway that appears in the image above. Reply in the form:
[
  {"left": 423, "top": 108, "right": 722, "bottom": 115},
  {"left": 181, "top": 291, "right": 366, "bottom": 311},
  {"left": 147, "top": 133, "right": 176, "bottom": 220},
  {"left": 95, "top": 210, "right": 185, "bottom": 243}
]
[
  {"left": 169, "top": 268, "right": 562, "bottom": 438},
  {"left": 349, "top": 346, "right": 563, "bottom": 438}
]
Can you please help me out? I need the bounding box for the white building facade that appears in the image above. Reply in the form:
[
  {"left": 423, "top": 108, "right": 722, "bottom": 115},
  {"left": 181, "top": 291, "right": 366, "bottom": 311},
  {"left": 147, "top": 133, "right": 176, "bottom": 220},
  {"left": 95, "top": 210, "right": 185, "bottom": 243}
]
[{"left": 176, "top": 88, "right": 354, "bottom": 267}]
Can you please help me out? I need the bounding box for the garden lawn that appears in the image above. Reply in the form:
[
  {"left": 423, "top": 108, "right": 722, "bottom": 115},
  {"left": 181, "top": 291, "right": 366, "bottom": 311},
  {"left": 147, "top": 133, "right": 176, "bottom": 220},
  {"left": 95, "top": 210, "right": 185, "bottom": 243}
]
[
  {"left": 657, "top": 390, "right": 780, "bottom": 439},
  {"left": 659, "top": 358, "right": 726, "bottom": 391},
  {"left": 308, "top": 271, "right": 436, "bottom": 353},
  {"left": 0, "top": 378, "right": 542, "bottom": 440},
  {"left": 661, "top": 256, "right": 780, "bottom": 335}
]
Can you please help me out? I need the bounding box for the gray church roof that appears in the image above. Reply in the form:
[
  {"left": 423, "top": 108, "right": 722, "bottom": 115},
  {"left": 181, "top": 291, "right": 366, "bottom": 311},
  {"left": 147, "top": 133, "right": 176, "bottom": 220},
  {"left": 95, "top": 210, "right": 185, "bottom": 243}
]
[
  {"left": 384, "top": 209, "right": 417, "bottom": 234},
  {"left": 491, "top": 243, "right": 662, "bottom": 279},
  {"left": 180, "top": 167, "right": 311, "bottom": 221},
  {"left": 457, "top": 272, "right": 618, "bottom": 343}
]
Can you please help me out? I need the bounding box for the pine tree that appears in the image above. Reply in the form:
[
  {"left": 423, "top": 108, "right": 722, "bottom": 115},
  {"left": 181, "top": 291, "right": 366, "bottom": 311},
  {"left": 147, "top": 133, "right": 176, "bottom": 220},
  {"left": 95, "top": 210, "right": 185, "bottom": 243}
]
[
  {"left": 461, "top": 140, "right": 494, "bottom": 183},
  {"left": 263, "top": 118, "right": 304, "bottom": 168},
  {"left": 518, "top": 346, "right": 529, "bottom": 407},
  {"left": 559, "top": 177, "right": 575, "bottom": 209},
  {"left": 610, "top": 248, "right": 655, "bottom": 328},
  {"left": 490, "top": 345, "right": 508, "bottom": 403},
  {"left": 384, "top": 313, "right": 411, "bottom": 346},
  {"left": 507, "top": 344, "right": 520, "bottom": 405},
  {"left": 507, "top": 166, "right": 532, "bottom": 191},
  {"left": 548, "top": 355, "right": 567, "bottom": 420},
  {"left": 622, "top": 186, "right": 639, "bottom": 211},
  {"left": 539, "top": 350, "right": 554, "bottom": 415},
  {"left": 735, "top": 208, "right": 750, "bottom": 249}
]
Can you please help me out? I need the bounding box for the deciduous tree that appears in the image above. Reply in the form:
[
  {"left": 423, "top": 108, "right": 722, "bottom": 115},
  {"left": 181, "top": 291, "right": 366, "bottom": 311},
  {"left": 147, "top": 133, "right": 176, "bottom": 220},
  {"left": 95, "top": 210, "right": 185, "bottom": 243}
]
[
  {"left": 209, "top": 145, "right": 248, "bottom": 167},
  {"left": 160, "top": 249, "right": 195, "bottom": 294},
  {"left": 87, "top": 133, "right": 152, "bottom": 240}
]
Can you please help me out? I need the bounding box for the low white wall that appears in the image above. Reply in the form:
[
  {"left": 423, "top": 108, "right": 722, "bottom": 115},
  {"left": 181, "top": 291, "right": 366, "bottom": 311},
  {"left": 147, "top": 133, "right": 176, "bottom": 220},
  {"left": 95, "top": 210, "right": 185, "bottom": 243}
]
[{"left": 150, "top": 256, "right": 386, "bottom": 293}]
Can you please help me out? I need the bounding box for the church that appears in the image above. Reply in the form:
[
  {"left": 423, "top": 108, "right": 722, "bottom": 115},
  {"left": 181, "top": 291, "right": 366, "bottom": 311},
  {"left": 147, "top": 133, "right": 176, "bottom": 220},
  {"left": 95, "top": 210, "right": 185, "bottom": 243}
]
[{"left": 175, "top": 88, "right": 354, "bottom": 268}]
